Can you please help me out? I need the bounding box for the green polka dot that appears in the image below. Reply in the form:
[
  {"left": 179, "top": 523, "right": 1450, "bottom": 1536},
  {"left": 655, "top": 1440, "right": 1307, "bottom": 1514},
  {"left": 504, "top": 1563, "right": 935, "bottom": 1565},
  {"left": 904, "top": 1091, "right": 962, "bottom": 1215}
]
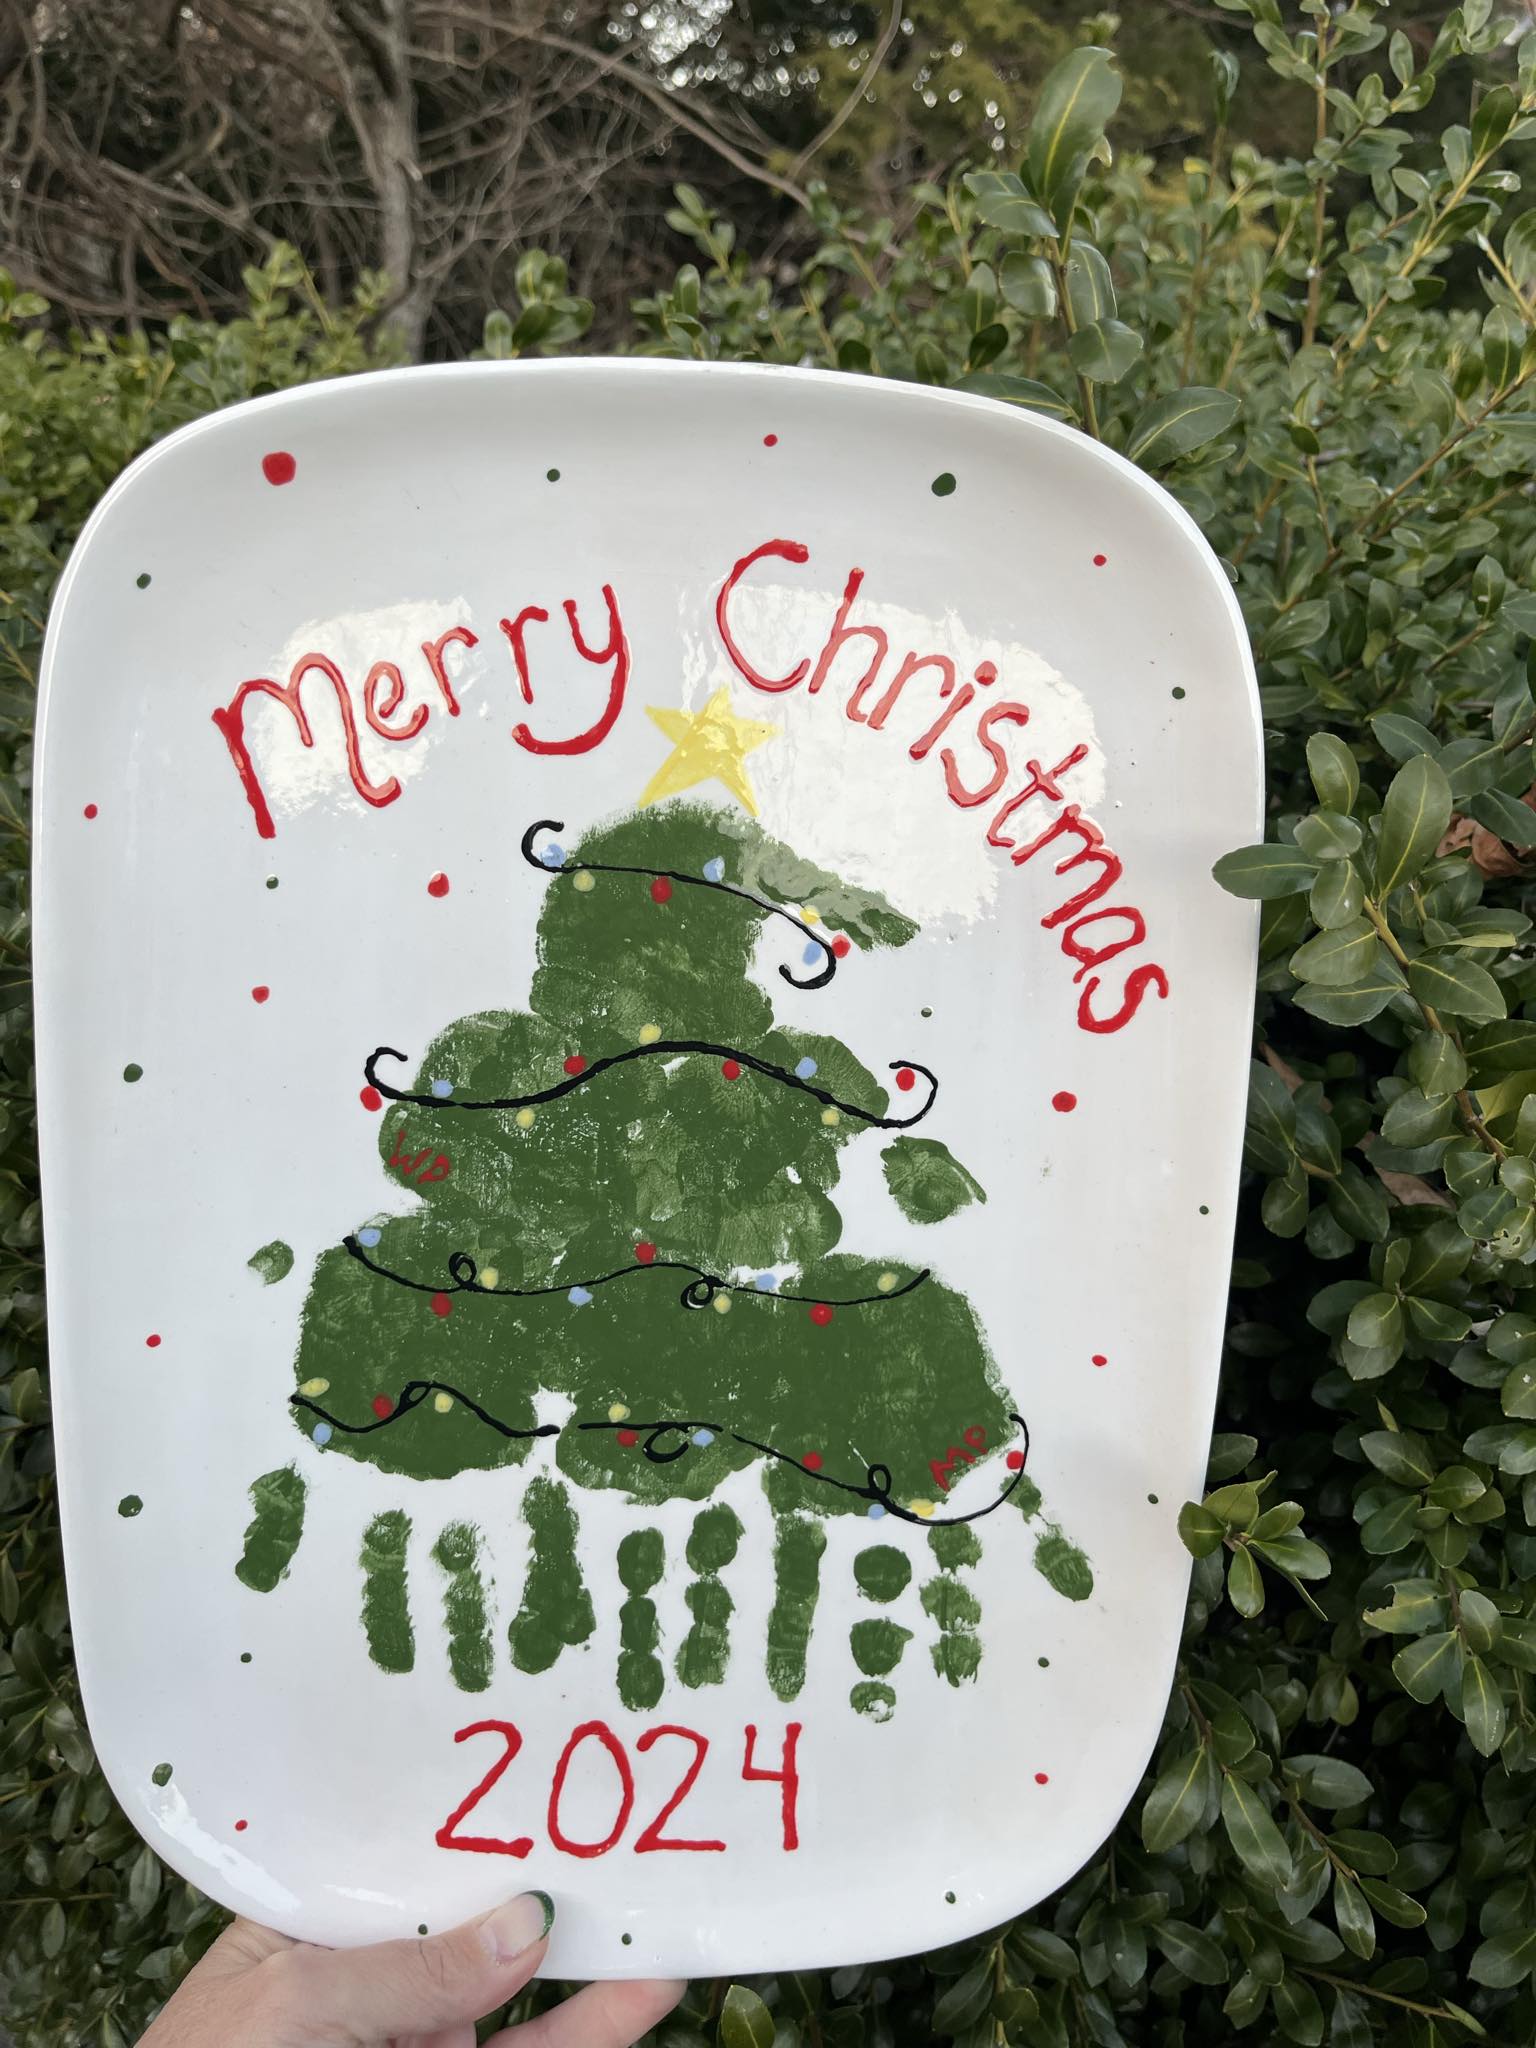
[
  {"left": 921, "top": 1006, "right": 933, "bottom": 1019},
  {"left": 944, "top": 1890, "right": 957, "bottom": 1904},
  {"left": 1199, "top": 1205, "right": 1210, "bottom": 1215},
  {"left": 122, "top": 1063, "right": 143, "bottom": 1084},
  {"left": 546, "top": 468, "right": 561, "bottom": 482},
  {"left": 151, "top": 1762, "right": 172, "bottom": 1786},
  {"left": 136, "top": 573, "right": 151, "bottom": 590},
  {"left": 1148, "top": 1493, "right": 1160, "bottom": 1504},
  {"left": 118, "top": 1495, "right": 143, "bottom": 1518},
  {"left": 265, "top": 876, "right": 279, "bottom": 890},
  {"left": 621, "top": 1933, "right": 633, "bottom": 1946},
  {"left": 1038, "top": 1656, "right": 1050, "bottom": 1667},
  {"left": 418, "top": 1923, "right": 429, "bottom": 1935},
  {"left": 1172, "top": 687, "right": 1186, "bottom": 700},
  {"left": 240, "top": 1652, "right": 252, "bottom": 1664},
  {"left": 931, "top": 472, "right": 957, "bottom": 497}
]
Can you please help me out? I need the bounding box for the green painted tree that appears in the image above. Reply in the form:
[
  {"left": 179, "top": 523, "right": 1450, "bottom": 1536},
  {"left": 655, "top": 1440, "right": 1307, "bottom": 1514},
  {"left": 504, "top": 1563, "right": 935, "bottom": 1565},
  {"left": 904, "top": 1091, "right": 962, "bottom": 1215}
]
[{"left": 290, "top": 799, "right": 1027, "bottom": 1528}]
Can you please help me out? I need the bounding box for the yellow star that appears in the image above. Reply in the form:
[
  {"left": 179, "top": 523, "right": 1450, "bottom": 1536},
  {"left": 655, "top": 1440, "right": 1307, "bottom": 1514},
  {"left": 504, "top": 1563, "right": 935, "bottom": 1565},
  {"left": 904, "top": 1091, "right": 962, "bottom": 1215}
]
[{"left": 637, "top": 688, "right": 778, "bottom": 817}]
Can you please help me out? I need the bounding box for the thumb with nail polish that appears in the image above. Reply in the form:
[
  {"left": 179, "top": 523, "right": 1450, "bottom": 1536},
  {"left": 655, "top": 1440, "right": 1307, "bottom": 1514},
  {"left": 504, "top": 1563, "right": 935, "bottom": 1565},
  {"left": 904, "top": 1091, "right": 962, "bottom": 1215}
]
[{"left": 136, "top": 1889, "right": 687, "bottom": 2048}]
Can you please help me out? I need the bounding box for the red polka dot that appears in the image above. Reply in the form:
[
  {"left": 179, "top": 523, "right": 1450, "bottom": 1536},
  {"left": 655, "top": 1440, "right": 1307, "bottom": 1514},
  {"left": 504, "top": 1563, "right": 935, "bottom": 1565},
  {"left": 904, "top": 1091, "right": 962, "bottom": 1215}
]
[
  {"left": 1092, "top": 1353, "right": 1107, "bottom": 1368},
  {"left": 803, "top": 1451, "right": 823, "bottom": 1471},
  {"left": 764, "top": 433, "right": 778, "bottom": 447},
  {"left": 372, "top": 1394, "right": 394, "bottom": 1419},
  {"left": 430, "top": 1292, "right": 452, "bottom": 1318},
  {"left": 83, "top": 803, "right": 98, "bottom": 820},
  {"left": 145, "top": 1333, "right": 162, "bottom": 1349},
  {"left": 1051, "top": 1091, "right": 1076, "bottom": 1112},
  {"left": 261, "top": 452, "right": 296, "bottom": 486},
  {"left": 721, "top": 1059, "right": 742, "bottom": 1080},
  {"left": 1034, "top": 1772, "right": 1049, "bottom": 1785},
  {"left": 251, "top": 985, "right": 270, "bottom": 1004},
  {"left": 617, "top": 1428, "right": 638, "bottom": 1447},
  {"left": 1092, "top": 553, "right": 1107, "bottom": 567},
  {"left": 650, "top": 877, "right": 673, "bottom": 904},
  {"left": 1006, "top": 1450, "right": 1025, "bottom": 1470},
  {"left": 234, "top": 1817, "right": 249, "bottom": 1831},
  {"left": 831, "top": 935, "right": 851, "bottom": 959},
  {"left": 895, "top": 1067, "right": 916, "bottom": 1091},
  {"left": 635, "top": 1241, "right": 656, "bottom": 1264},
  {"left": 564, "top": 1054, "right": 587, "bottom": 1076},
  {"left": 360, "top": 1086, "right": 383, "bottom": 1112},
  {"left": 427, "top": 872, "right": 450, "bottom": 898},
  {"left": 809, "top": 1303, "right": 834, "bottom": 1327}
]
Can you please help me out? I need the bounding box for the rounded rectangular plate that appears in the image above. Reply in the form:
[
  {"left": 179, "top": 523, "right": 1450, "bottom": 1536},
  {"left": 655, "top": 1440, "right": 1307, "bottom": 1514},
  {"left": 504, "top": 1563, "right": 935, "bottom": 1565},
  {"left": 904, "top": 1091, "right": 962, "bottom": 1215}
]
[{"left": 35, "top": 360, "right": 1260, "bottom": 1977}]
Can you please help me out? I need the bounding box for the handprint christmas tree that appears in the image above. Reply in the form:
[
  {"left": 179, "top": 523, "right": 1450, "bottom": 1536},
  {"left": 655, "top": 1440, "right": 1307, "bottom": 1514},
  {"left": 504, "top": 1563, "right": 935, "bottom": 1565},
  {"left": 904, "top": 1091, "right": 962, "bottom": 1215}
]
[
  {"left": 293, "top": 801, "right": 1022, "bottom": 1519},
  {"left": 240, "top": 797, "right": 1091, "bottom": 1710}
]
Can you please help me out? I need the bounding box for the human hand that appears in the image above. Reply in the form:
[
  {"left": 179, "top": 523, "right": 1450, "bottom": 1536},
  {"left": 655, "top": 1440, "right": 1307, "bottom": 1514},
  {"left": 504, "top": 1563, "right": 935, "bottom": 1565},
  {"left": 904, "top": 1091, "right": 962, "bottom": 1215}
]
[{"left": 138, "top": 1890, "right": 685, "bottom": 2048}]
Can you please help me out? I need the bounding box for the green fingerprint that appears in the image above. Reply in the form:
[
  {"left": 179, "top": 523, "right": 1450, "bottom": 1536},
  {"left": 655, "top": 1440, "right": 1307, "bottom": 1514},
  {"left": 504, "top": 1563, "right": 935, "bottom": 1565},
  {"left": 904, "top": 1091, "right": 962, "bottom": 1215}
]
[
  {"left": 432, "top": 1522, "right": 493, "bottom": 1692},
  {"left": 1034, "top": 1526, "right": 1095, "bottom": 1601},
  {"left": 929, "top": 1522, "right": 982, "bottom": 1571},
  {"left": 851, "top": 1680, "right": 898, "bottom": 1722},
  {"left": 851, "top": 1617, "right": 912, "bottom": 1676},
  {"left": 676, "top": 1504, "right": 743, "bottom": 1688},
  {"left": 234, "top": 1466, "right": 307, "bottom": 1593},
  {"left": 617, "top": 1527, "right": 665, "bottom": 1711},
  {"left": 767, "top": 1511, "right": 826, "bottom": 1702},
  {"left": 508, "top": 1478, "right": 595, "bottom": 1674},
  {"left": 360, "top": 1510, "right": 415, "bottom": 1673},
  {"left": 1010, "top": 1474, "right": 1044, "bottom": 1519},
  {"left": 854, "top": 1544, "right": 912, "bottom": 1602},
  {"left": 921, "top": 1575, "right": 983, "bottom": 1633},
  {"left": 925, "top": 1521, "right": 983, "bottom": 1686}
]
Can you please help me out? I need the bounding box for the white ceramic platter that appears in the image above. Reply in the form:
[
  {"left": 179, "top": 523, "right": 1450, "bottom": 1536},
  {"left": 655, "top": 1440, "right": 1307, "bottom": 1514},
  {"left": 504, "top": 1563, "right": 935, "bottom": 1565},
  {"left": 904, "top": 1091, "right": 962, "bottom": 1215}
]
[{"left": 35, "top": 360, "right": 1261, "bottom": 1977}]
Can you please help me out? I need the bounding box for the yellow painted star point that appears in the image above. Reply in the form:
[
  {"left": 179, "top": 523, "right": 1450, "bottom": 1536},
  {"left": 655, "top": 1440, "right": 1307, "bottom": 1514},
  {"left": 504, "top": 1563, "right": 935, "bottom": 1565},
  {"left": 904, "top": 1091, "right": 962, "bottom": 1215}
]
[{"left": 637, "top": 688, "right": 778, "bottom": 816}]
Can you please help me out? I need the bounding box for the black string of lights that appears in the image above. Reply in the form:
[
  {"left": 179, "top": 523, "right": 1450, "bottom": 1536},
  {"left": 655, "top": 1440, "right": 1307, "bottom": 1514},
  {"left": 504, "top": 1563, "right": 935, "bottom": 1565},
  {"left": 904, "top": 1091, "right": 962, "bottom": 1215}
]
[{"left": 290, "top": 1383, "right": 1032, "bottom": 1529}]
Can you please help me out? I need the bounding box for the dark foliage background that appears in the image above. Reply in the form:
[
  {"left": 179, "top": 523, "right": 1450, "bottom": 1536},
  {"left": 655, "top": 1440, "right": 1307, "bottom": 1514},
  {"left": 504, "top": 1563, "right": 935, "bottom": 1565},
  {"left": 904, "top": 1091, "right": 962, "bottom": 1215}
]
[{"left": 6, "top": 2, "right": 1536, "bottom": 2044}]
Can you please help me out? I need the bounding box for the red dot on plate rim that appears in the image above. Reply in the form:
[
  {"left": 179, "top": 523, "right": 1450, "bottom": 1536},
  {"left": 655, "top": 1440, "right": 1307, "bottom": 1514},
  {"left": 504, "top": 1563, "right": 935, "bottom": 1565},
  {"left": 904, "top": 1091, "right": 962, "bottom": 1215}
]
[
  {"left": 1034, "top": 1772, "right": 1050, "bottom": 1786},
  {"left": 1093, "top": 553, "right": 1107, "bottom": 567},
  {"left": 251, "top": 985, "right": 270, "bottom": 1004},
  {"left": 145, "top": 1333, "right": 162, "bottom": 1349},
  {"left": 360, "top": 1086, "right": 383, "bottom": 1112},
  {"left": 261, "top": 452, "right": 296, "bottom": 486},
  {"left": 763, "top": 433, "right": 778, "bottom": 447},
  {"left": 83, "top": 803, "right": 99, "bottom": 820},
  {"left": 1051, "top": 1090, "right": 1076, "bottom": 1112},
  {"left": 427, "top": 872, "right": 450, "bottom": 898},
  {"left": 1092, "top": 1353, "right": 1108, "bottom": 1368},
  {"left": 234, "top": 1817, "right": 249, "bottom": 1831}
]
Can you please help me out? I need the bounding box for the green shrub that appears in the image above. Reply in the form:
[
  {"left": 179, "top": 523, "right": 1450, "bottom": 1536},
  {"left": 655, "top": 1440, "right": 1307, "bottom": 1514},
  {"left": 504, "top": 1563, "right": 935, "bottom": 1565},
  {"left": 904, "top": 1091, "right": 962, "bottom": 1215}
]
[{"left": 6, "top": 4, "right": 1536, "bottom": 2042}]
